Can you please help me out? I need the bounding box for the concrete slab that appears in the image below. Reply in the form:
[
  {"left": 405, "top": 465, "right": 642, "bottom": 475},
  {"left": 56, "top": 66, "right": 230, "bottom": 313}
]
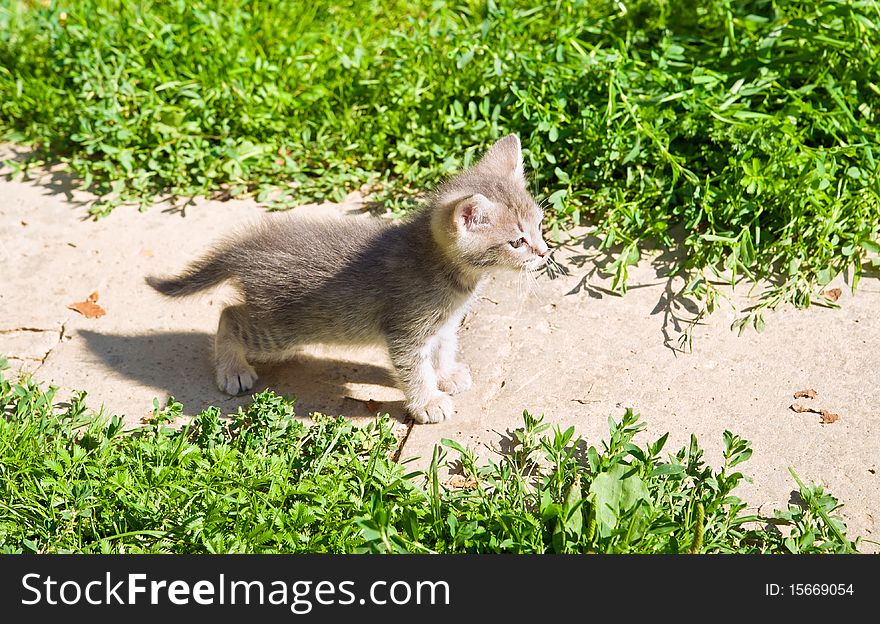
[
  {"left": 2, "top": 145, "right": 877, "bottom": 549},
  {"left": 0, "top": 328, "right": 60, "bottom": 361}
]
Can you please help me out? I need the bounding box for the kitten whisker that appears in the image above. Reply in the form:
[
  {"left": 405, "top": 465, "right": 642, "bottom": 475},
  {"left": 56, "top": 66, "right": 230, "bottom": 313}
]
[
  {"left": 515, "top": 267, "right": 527, "bottom": 313},
  {"left": 542, "top": 254, "right": 566, "bottom": 280},
  {"left": 550, "top": 256, "right": 564, "bottom": 277},
  {"left": 520, "top": 265, "right": 541, "bottom": 302},
  {"left": 530, "top": 268, "right": 543, "bottom": 302}
]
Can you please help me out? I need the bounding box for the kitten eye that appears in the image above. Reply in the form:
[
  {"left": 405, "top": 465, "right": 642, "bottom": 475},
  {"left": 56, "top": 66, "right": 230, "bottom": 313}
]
[{"left": 509, "top": 237, "right": 527, "bottom": 249}]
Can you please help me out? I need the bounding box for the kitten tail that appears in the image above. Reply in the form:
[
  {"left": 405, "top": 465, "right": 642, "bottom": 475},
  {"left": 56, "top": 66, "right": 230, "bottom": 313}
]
[{"left": 146, "top": 252, "right": 229, "bottom": 297}]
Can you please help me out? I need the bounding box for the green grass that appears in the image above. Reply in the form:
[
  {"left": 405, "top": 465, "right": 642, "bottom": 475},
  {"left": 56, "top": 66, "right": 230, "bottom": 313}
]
[
  {"left": 0, "top": 364, "right": 857, "bottom": 554},
  {"left": 2, "top": 0, "right": 880, "bottom": 324}
]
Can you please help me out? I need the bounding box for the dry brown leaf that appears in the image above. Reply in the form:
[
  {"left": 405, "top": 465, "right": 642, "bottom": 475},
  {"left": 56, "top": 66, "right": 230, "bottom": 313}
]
[
  {"left": 793, "top": 389, "right": 817, "bottom": 400},
  {"left": 790, "top": 403, "right": 816, "bottom": 414},
  {"left": 68, "top": 293, "right": 106, "bottom": 319},
  {"left": 822, "top": 288, "right": 842, "bottom": 302},
  {"left": 346, "top": 396, "right": 384, "bottom": 413},
  {"left": 791, "top": 403, "right": 840, "bottom": 424},
  {"left": 819, "top": 410, "right": 839, "bottom": 424},
  {"left": 446, "top": 474, "right": 477, "bottom": 490}
]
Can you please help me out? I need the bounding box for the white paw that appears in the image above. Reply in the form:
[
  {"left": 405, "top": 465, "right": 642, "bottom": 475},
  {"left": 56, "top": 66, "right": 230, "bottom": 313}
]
[
  {"left": 216, "top": 363, "right": 258, "bottom": 395},
  {"left": 410, "top": 393, "right": 455, "bottom": 424},
  {"left": 438, "top": 363, "right": 473, "bottom": 395}
]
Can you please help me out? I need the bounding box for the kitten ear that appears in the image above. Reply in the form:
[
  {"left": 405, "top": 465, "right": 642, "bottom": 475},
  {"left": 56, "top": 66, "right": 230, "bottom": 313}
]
[
  {"left": 473, "top": 134, "right": 526, "bottom": 186},
  {"left": 453, "top": 194, "right": 494, "bottom": 231}
]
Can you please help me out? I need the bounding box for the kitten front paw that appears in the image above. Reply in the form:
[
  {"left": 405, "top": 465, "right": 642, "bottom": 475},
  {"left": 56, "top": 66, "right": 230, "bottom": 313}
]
[
  {"left": 410, "top": 393, "right": 455, "bottom": 424},
  {"left": 216, "top": 363, "right": 258, "bottom": 395},
  {"left": 438, "top": 363, "right": 473, "bottom": 395}
]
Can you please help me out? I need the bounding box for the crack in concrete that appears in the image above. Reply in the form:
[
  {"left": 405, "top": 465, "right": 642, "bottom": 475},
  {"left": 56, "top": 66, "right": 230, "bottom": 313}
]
[
  {"left": 33, "top": 321, "right": 67, "bottom": 372},
  {"left": 391, "top": 421, "right": 415, "bottom": 463},
  {"left": 0, "top": 324, "right": 67, "bottom": 372},
  {"left": 0, "top": 327, "right": 61, "bottom": 334}
]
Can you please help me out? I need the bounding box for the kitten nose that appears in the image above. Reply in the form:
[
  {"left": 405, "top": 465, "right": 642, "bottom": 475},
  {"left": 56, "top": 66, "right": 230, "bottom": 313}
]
[{"left": 536, "top": 241, "right": 549, "bottom": 257}]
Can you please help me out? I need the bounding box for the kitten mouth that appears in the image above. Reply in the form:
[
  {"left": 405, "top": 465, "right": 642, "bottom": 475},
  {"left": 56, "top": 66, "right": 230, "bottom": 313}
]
[{"left": 524, "top": 258, "right": 546, "bottom": 270}]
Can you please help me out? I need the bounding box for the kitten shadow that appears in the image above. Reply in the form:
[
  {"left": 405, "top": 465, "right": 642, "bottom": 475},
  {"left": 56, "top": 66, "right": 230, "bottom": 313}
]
[{"left": 78, "top": 330, "right": 408, "bottom": 423}]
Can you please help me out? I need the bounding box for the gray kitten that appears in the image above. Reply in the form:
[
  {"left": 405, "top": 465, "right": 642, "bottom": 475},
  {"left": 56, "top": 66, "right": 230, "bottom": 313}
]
[{"left": 147, "top": 134, "right": 548, "bottom": 423}]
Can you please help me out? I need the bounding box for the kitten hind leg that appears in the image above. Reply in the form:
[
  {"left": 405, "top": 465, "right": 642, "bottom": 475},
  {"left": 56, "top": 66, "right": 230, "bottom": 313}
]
[
  {"left": 214, "top": 305, "right": 259, "bottom": 395},
  {"left": 434, "top": 322, "right": 472, "bottom": 395},
  {"left": 388, "top": 334, "right": 454, "bottom": 424}
]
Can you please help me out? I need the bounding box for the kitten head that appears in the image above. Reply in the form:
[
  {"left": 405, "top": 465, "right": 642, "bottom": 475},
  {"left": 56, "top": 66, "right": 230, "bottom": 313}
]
[{"left": 432, "top": 134, "right": 549, "bottom": 273}]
